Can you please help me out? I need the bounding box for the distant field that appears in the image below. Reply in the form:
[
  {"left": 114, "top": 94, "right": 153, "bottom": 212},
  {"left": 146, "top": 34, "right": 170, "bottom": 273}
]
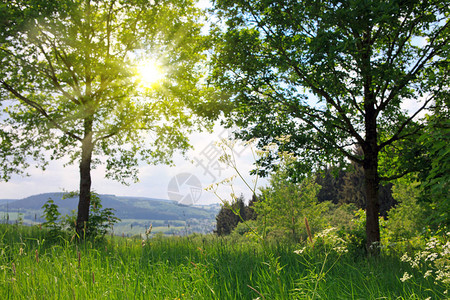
[
  {"left": 0, "top": 193, "right": 219, "bottom": 236},
  {"left": 0, "top": 213, "right": 215, "bottom": 237},
  {"left": 113, "top": 219, "right": 213, "bottom": 237}
]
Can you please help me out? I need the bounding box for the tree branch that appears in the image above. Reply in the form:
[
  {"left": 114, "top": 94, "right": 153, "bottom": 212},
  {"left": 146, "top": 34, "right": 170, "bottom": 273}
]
[
  {"left": 35, "top": 42, "right": 81, "bottom": 105},
  {"left": 0, "top": 80, "right": 82, "bottom": 142},
  {"left": 377, "top": 19, "right": 450, "bottom": 114},
  {"left": 378, "top": 92, "right": 436, "bottom": 151}
]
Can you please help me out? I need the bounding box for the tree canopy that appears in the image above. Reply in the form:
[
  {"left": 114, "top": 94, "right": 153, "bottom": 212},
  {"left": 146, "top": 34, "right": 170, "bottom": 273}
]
[
  {"left": 210, "top": 0, "right": 449, "bottom": 251},
  {"left": 0, "top": 0, "right": 209, "bottom": 234}
]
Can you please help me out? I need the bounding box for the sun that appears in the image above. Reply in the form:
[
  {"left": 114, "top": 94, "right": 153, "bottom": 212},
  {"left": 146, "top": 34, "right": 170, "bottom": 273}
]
[{"left": 136, "top": 59, "right": 164, "bottom": 87}]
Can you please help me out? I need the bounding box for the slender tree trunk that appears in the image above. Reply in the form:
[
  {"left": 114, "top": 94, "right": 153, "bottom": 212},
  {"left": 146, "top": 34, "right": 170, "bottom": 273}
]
[{"left": 76, "top": 119, "right": 94, "bottom": 236}]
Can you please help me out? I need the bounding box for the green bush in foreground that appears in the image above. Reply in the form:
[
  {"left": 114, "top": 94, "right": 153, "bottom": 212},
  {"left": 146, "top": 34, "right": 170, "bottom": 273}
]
[
  {"left": 0, "top": 224, "right": 447, "bottom": 299},
  {"left": 40, "top": 192, "right": 120, "bottom": 241}
]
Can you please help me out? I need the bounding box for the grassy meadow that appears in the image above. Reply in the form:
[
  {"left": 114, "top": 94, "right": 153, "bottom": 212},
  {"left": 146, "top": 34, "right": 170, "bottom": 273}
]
[{"left": 0, "top": 224, "right": 446, "bottom": 300}]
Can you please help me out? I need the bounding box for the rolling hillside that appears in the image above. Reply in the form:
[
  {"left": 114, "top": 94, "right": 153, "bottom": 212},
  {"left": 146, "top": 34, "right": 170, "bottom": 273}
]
[{"left": 0, "top": 193, "right": 220, "bottom": 235}]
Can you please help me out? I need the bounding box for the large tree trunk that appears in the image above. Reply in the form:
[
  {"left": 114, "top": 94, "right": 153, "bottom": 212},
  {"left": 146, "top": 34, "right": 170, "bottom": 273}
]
[
  {"left": 76, "top": 119, "right": 94, "bottom": 237},
  {"left": 363, "top": 83, "right": 381, "bottom": 254},
  {"left": 361, "top": 36, "right": 381, "bottom": 255},
  {"left": 363, "top": 148, "right": 380, "bottom": 255}
]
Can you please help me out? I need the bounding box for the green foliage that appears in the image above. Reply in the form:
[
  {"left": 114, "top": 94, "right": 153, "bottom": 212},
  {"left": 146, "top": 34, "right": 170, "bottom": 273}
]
[
  {"left": 1, "top": 0, "right": 208, "bottom": 173},
  {"left": 61, "top": 192, "right": 120, "bottom": 239},
  {"left": 41, "top": 199, "right": 62, "bottom": 236},
  {"left": 419, "top": 106, "right": 450, "bottom": 228},
  {"left": 325, "top": 203, "right": 358, "bottom": 231},
  {"left": 41, "top": 192, "right": 120, "bottom": 239},
  {"left": 255, "top": 162, "right": 329, "bottom": 242},
  {"left": 87, "top": 193, "right": 120, "bottom": 237},
  {"left": 384, "top": 180, "right": 426, "bottom": 241},
  {"left": 210, "top": 0, "right": 448, "bottom": 178},
  {"left": 230, "top": 220, "right": 257, "bottom": 237},
  {"left": 215, "top": 194, "right": 255, "bottom": 236},
  {"left": 332, "top": 208, "right": 367, "bottom": 255},
  {"left": 0, "top": 129, "right": 47, "bottom": 182}
]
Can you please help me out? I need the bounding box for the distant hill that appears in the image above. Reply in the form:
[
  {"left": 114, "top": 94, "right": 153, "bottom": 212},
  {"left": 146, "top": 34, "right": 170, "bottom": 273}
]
[
  {"left": 0, "top": 193, "right": 219, "bottom": 221},
  {"left": 0, "top": 199, "right": 17, "bottom": 205}
]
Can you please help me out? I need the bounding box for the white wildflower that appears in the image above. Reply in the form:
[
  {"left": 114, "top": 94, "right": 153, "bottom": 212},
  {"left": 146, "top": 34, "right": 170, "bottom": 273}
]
[
  {"left": 443, "top": 242, "right": 450, "bottom": 256},
  {"left": 294, "top": 248, "right": 305, "bottom": 255},
  {"left": 419, "top": 251, "right": 430, "bottom": 259},
  {"left": 435, "top": 270, "right": 445, "bottom": 281},
  {"left": 255, "top": 149, "right": 269, "bottom": 157},
  {"left": 216, "top": 175, "right": 236, "bottom": 186},
  {"left": 400, "top": 272, "right": 412, "bottom": 282},
  {"left": 426, "top": 238, "right": 438, "bottom": 250},
  {"left": 316, "top": 227, "right": 336, "bottom": 239},
  {"left": 425, "top": 252, "right": 438, "bottom": 262},
  {"left": 424, "top": 270, "right": 433, "bottom": 278},
  {"left": 333, "top": 246, "right": 348, "bottom": 254},
  {"left": 401, "top": 253, "right": 411, "bottom": 262},
  {"left": 243, "top": 138, "right": 257, "bottom": 146},
  {"left": 204, "top": 183, "right": 215, "bottom": 192},
  {"left": 410, "top": 255, "right": 420, "bottom": 268},
  {"left": 275, "top": 135, "right": 291, "bottom": 143}
]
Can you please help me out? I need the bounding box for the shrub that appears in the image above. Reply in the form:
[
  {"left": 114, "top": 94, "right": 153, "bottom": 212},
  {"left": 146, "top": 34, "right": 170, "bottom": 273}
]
[
  {"left": 41, "top": 198, "right": 62, "bottom": 237},
  {"left": 42, "top": 192, "right": 120, "bottom": 240},
  {"left": 256, "top": 169, "right": 329, "bottom": 243},
  {"left": 337, "top": 209, "right": 367, "bottom": 255},
  {"left": 384, "top": 180, "right": 427, "bottom": 240}
]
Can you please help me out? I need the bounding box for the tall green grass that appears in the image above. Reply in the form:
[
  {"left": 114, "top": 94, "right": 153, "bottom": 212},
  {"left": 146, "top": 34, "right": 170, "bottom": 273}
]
[{"left": 0, "top": 224, "right": 445, "bottom": 299}]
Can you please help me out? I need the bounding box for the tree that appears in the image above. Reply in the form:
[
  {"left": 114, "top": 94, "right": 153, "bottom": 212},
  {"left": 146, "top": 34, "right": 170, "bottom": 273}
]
[
  {"left": 384, "top": 179, "right": 425, "bottom": 240},
  {"left": 315, "top": 166, "right": 344, "bottom": 204},
  {"left": 215, "top": 194, "right": 246, "bottom": 236},
  {"left": 336, "top": 147, "right": 396, "bottom": 217},
  {"left": 256, "top": 159, "right": 326, "bottom": 242},
  {"left": 0, "top": 0, "right": 208, "bottom": 235},
  {"left": 210, "top": 0, "right": 449, "bottom": 252},
  {"left": 418, "top": 98, "right": 450, "bottom": 228},
  {"left": 246, "top": 193, "right": 258, "bottom": 221}
]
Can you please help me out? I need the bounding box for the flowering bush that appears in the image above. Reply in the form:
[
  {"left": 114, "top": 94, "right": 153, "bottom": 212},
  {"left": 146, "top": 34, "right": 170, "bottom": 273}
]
[
  {"left": 294, "top": 227, "right": 348, "bottom": 256},
  {"left": 400, "top": 233, "right": 450, "bottom": 295}
]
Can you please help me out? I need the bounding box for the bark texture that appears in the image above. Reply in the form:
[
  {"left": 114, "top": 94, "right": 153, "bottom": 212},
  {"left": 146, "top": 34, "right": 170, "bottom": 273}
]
[{"left": 76, "top": 119, "right": 94, "bottom": 236}]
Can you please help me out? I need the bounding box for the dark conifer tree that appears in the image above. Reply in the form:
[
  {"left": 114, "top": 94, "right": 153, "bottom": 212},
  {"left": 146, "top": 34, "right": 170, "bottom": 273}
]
[{"left": 215, "top": 194, "right": 251, "bottom": 236}]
